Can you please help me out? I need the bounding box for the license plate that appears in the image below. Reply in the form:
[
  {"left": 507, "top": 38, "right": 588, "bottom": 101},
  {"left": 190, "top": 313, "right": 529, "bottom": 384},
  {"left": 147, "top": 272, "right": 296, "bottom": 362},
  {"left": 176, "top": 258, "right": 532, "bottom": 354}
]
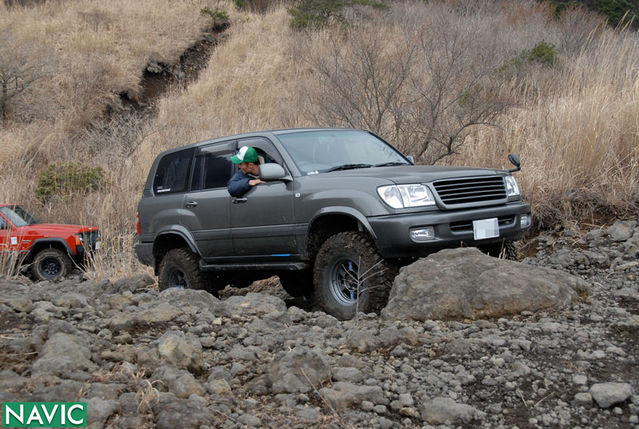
[{"left": 473, "top": 218, "right": 499, "bottom": 240}]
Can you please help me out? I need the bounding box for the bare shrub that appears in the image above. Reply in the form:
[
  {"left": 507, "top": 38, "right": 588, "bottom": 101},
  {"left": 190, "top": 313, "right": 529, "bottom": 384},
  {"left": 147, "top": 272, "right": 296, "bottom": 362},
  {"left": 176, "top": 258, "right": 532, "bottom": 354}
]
[
  {"left": 0, "top": 32, "right": 54, "bottom": 125},
  {"left": 300, "top": 12, "right": 511, "bottom": 163}
]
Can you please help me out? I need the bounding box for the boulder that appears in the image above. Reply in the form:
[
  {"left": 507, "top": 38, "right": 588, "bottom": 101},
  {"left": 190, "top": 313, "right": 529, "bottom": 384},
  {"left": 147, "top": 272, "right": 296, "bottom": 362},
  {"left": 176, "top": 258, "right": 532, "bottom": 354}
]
[
  {"left": 319, "top": 382, "right": 388, "bottom": 410},
  {"left": 157, "top": 331, "right": 203, "bottom": 371},
  {"left": 607, "top": 220, "right": 635, "bottom": 242},
  {"left": 420, "top": 397, "right": 485, "bottom": 424},
  {"left": 590, "top": 382, "right": 633, "bottom": 408},
  {"left": 31, "top": 333, "right": 96, "bottom": 379},
  {"left": 223, "top": 292, "right": 287, "bottom": 317},
  {"left": 383, "top": 248, "right": 589, "bottom": 321},
  {"left": 269, "top": 347, "right": 331, "bottom": 394}
]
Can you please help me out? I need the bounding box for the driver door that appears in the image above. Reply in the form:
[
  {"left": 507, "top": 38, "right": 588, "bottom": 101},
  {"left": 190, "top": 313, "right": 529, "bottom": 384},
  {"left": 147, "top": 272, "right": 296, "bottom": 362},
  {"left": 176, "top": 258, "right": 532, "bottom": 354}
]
[{"left": 230, "top": 137, "right": 297, "bottom": 258}]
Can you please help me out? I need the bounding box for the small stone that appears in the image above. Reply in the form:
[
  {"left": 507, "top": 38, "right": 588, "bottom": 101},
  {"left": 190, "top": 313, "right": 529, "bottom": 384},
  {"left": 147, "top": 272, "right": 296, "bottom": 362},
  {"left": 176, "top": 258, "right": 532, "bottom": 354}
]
[
  {"left": 361, "top": 401, "right": 374, "bottom": 411},
  {"left": 574, "top": 392, "right": 592, "bottom": 405},
  {"left": 374, "top": 405, "right": 387, "bottom": 414},
  {"left": 573, "top": 374, "right": 588, "bottom": 385}
]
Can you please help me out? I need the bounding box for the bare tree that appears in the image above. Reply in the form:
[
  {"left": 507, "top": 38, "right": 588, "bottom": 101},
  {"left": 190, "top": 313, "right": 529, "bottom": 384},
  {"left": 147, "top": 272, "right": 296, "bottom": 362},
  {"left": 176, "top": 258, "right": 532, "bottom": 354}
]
[
  {"left": 0, "top": 33, "right": 51, "bottom": 125},
  {"left": 303, "top": 28, "right": 415, "bottom": 145},
  {"left": 301, "top": 14, "right": 511, "bottom": 164},
  {"left": 403, "top": 18, "right": 510, "bottom": 163}
]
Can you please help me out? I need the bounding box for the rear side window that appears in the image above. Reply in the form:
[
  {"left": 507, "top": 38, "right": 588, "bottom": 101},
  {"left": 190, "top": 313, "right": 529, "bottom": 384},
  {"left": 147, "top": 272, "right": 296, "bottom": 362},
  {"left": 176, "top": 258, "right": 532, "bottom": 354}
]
[
  {"left": 191, "top": 152, "right": 234, "bottom": 191},
  {"left": 153, "top": 149, "right": 195, "bottom": 195}
]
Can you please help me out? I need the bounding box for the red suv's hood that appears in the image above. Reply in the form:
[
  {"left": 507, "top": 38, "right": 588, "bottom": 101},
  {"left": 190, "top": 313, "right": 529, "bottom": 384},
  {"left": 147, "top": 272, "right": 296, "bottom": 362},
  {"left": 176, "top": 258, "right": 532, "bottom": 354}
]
[{"left": 20, "top": 224, "right": 99, "bottom": 234}]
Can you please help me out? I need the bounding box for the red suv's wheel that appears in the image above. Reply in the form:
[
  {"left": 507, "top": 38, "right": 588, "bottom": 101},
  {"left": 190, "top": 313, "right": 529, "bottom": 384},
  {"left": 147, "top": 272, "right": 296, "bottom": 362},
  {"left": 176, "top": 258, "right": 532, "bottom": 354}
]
[{"left": 32, "top": 248, "right": 73, "bottom": 282}]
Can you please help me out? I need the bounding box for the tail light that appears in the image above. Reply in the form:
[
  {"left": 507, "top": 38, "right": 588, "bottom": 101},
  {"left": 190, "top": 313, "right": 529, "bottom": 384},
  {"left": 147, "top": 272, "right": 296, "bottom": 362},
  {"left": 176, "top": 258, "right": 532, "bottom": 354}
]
[{"left": 136, "top": 212, "right": 141, "bottom": 235}]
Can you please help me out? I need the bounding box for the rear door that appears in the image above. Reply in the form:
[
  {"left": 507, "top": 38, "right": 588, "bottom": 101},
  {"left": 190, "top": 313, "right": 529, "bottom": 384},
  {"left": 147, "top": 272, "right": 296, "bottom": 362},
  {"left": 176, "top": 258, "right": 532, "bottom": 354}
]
[
  {"left": 181, "top": 141, "right": 235, "bottom": 260},
  {"left": 230, "top": 137, "right": 297, "bottom": 258},
  {"left": 144, "top": 148, "right": 195, "bottom": 240}
]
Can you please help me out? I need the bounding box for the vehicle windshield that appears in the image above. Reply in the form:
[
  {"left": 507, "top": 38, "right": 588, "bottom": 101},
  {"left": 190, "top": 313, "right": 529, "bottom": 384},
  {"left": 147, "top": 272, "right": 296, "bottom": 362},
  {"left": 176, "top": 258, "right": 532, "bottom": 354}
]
[
  {"left": 0, "top": 206, "right": 40, "bottom": 227},
  {"left": 276, "top": 130, "right": 410, "bottom": 175}
]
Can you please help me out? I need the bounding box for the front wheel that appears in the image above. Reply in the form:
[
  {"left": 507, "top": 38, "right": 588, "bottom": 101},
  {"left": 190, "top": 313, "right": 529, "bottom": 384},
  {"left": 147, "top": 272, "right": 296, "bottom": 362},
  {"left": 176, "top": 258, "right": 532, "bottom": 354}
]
[
  {"left": 32, "top": 248, "right": 73, "bottom": 282},
  {"left": 158, "top": 248, "right": 207, "bottom": 291},
  {"left": 313, "top": 232, "right": 396, "bottom": 320}
]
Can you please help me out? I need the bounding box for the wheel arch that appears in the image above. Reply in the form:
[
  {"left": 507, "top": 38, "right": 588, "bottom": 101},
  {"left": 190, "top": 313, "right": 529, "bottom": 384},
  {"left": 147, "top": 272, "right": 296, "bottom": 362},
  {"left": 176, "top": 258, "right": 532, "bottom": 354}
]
[
  {"left": 25, "top": 239, "right": 73, "bottom": 263},
  {"left": 305, "top": 207, "right": 377, "bottom": 262},
  {"left": 153, "top": 229, "right": 199, "bottom": 274}
]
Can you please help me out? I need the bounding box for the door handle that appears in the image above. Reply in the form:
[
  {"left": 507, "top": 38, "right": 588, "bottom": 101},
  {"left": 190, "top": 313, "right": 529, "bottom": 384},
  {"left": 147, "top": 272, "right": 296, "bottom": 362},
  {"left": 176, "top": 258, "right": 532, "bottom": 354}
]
[
  {"left": 185, "top": 201, "right": 198, "bottom": 208},
  {"left": 232, "top": 198, "right": 248, "bottom": 204}
]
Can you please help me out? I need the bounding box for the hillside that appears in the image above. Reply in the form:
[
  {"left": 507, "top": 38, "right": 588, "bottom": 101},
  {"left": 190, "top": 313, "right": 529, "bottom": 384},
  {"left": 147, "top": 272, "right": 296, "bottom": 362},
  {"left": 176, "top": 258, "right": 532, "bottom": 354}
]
[{"left": 0, "top": 0, "right": 638, "bottom": 279}]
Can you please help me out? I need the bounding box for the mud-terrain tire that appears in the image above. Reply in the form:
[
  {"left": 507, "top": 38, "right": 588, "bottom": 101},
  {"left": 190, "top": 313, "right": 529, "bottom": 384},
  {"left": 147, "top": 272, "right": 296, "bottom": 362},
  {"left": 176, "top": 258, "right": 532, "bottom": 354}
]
[
  {"left": 32, "top": 248, "right": 73, "bottom": 282},
  {"left": 313, "top": 231, "right": 396, "bottom": 320},
  {"left": 479, "top": 240, "right": 519, "bottom": 261},
  {"left": 158, "top": 248, "right": 208, "bottom": 291},
  {"left": 278, "top": 270, "right": 313, "bottom": 297}
]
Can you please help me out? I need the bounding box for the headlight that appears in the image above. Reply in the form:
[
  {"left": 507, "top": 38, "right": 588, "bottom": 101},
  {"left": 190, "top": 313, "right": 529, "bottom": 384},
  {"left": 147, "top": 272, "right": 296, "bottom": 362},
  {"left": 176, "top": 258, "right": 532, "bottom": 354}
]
[
  {"left": 504, "top": 175, "right": 520, "bottom": 197},
  {"left": 377, "top": 184, "right": 436, "bottom": 209}
]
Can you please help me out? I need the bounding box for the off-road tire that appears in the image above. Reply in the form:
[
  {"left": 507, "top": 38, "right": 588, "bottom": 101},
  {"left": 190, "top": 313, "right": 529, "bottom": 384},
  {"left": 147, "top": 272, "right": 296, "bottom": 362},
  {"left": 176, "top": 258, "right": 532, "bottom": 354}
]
[
  {"left": 278, "top": 270, "right": 313, "bottom": 297},
  {"left": 32, "top": 248, "right": 73, "bottom": 282},
  {"left": 479, "top": 240, "right": 519, "bottom": 261},
  {"left": 158, "top": 248, "right": 207, "bottom": 291},
  {"left": 313, "top": 231, "right": 396, "bottom": 320}
]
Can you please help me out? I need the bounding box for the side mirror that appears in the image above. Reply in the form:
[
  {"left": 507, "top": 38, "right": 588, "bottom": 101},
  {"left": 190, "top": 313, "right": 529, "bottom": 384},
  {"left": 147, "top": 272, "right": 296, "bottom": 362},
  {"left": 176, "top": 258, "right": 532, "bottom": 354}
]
[
  {"left": 508, "top": 153, "right": 521, "bottom": 173},
  {"left": 259, "top": 163, "right": 292, "bottom": 181}
]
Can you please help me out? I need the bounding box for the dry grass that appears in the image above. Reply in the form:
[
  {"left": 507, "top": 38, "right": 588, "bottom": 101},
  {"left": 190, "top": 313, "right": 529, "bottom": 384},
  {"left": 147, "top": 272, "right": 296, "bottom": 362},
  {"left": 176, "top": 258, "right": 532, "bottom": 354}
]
[{"left": 0, "top": 0, "right": 637, "bottom": 280}]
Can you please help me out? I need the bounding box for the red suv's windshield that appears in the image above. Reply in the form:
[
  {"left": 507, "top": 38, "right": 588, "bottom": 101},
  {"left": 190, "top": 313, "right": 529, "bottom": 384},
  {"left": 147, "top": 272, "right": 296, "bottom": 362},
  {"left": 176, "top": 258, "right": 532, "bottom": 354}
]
[{"left": 0, "top": 206, "right": 40, "bottom": 227}]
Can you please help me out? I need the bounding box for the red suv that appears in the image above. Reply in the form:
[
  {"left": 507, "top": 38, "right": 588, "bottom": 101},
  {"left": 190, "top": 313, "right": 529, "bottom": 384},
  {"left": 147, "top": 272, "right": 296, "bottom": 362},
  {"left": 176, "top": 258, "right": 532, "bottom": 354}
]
[{"left": 0, "top": 204, "right": 101, "bottom": 281}]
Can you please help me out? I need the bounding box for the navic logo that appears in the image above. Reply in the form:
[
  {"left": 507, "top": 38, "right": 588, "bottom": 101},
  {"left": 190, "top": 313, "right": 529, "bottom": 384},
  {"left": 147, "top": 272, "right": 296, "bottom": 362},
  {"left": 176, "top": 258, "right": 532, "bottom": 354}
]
[{"left": 2, "top": 402, "right": 87, "bottom": 428}]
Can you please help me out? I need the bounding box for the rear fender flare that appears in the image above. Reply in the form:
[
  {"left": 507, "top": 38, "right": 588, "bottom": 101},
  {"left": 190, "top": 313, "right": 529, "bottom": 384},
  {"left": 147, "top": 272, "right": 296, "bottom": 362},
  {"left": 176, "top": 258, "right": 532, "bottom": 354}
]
[{"left": 154, "top": 226, "right": 200, "bottom": 256}]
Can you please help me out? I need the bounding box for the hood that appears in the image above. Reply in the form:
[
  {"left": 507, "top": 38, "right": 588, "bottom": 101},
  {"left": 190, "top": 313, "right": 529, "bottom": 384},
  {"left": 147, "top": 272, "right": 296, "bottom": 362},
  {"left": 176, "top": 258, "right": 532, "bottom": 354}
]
[
  {"left": 324, "top": 165, "right": 503, "bottom": 184},
  {"left": 21, "top": 223, "right": 99, "bottom": 234}
]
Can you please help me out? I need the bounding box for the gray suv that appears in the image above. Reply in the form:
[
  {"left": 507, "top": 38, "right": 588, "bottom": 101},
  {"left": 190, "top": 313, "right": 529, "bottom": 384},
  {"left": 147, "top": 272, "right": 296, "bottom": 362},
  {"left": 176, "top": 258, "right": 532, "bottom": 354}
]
[{"left": 135, "top": 128, "right": 531, "bottom": 319}]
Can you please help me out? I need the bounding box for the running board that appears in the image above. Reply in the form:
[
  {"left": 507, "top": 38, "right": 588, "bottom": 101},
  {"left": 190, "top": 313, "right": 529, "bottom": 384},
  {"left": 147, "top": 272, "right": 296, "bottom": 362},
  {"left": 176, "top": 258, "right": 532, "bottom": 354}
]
[{"left": 199, "top": 261, "right": 309, "bottom": 271}]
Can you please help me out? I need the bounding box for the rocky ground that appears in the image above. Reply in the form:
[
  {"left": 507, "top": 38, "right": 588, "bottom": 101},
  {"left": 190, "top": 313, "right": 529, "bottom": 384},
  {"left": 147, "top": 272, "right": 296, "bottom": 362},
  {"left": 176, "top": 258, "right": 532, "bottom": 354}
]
[{"left": 0, "top": 220, "right": 637, "bottom": 428}]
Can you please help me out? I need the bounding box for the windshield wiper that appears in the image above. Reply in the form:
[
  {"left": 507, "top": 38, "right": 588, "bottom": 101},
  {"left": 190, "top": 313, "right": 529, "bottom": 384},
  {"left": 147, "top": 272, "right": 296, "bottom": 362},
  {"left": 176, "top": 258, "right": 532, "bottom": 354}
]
[
  {"left": 374, "top": 162, "right": 409, "bottom": 167},
  {"left": 324, "top": 163, "right": 373, "bottom": 172}
]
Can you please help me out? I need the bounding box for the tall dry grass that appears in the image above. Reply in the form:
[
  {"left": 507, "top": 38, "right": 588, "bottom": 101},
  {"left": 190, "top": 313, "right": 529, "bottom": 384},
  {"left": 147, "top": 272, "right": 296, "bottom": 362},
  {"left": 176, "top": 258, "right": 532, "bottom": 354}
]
[
  {"left": 0, "top": 0, "right": 637, "bottom": 280},
  {"left": 465, "top": 28, "right": 639, "bottom": 228}
]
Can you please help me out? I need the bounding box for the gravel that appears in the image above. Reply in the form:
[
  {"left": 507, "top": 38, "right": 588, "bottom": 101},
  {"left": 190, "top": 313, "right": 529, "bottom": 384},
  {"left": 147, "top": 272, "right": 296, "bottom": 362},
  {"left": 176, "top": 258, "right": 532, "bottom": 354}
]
[{"left": 0, "top": 218, "right": 637, "bottom": 428}]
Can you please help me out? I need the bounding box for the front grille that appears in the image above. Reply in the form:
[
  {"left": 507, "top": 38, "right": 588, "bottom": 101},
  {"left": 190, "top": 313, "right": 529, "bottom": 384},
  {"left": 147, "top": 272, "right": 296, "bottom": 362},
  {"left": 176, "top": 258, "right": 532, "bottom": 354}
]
[
  {"left": 433, "top": 176, "right": 506, "bottom": 207},
  {"left": 81, "top": 230, "right": 101, "bottom": 249},
  {"left": 450, "top": 216, "right": 515, "bottom": 233}
]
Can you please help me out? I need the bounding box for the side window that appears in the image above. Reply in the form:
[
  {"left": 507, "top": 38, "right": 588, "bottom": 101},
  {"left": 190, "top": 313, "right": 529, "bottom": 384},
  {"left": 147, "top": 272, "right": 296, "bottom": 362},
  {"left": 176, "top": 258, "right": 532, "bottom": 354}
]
[
  {"left": 191, "top": 152, "right": 233, "bottom": 191},
  {"left": 153, "top": 149, "right": 195, "bottom": 195},
  {"left": 238, "top": 138, "right": 285, "bottom": 165}
]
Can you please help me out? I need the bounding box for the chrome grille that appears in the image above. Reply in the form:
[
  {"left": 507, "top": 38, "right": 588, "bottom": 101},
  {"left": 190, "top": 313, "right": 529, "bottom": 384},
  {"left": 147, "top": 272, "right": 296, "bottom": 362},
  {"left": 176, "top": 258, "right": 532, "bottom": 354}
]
[{"left": 433, "top": 176, "right": 506, "bottom": 207}]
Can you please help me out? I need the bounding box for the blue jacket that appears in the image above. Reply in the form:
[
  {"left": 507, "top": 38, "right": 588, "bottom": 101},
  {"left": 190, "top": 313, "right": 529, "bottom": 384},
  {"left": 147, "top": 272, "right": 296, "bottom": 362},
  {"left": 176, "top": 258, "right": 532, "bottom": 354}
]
[{"left": 227, "top": 170, "right": 254, "bottom": 197}]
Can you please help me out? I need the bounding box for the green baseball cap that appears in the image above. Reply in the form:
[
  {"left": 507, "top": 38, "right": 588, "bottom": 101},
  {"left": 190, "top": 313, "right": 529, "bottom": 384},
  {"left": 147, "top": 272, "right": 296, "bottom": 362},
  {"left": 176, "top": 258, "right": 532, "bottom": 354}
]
[{"left": 231, "top": 146, "right": 259, "bottom": 164}]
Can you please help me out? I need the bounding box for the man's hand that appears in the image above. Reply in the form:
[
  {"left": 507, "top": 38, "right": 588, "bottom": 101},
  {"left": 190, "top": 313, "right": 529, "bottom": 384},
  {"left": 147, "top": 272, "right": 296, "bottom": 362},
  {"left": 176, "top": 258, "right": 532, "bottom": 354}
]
[{"left": 249, "top": 179, "right": 266, "bottom": 186}]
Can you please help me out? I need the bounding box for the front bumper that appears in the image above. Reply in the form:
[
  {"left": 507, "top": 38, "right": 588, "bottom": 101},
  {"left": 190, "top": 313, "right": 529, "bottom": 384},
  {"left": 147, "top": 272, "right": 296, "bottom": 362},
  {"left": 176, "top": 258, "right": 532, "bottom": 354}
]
[{"left": 368, "top": 202, "right": 531, "bottom": 259}]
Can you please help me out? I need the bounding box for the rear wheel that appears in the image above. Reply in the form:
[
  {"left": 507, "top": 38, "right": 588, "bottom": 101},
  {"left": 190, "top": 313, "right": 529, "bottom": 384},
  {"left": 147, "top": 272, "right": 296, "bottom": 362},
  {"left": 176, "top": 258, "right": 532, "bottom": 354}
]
[
  {"left": 158, "top": 248, "right": 208, "bottom": 291},
  {"left": 32, "top": 248, "right": 73, "bottom": 282},
  {"left": 313, "top": 231, "right": 396, "bottom": 320}
]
